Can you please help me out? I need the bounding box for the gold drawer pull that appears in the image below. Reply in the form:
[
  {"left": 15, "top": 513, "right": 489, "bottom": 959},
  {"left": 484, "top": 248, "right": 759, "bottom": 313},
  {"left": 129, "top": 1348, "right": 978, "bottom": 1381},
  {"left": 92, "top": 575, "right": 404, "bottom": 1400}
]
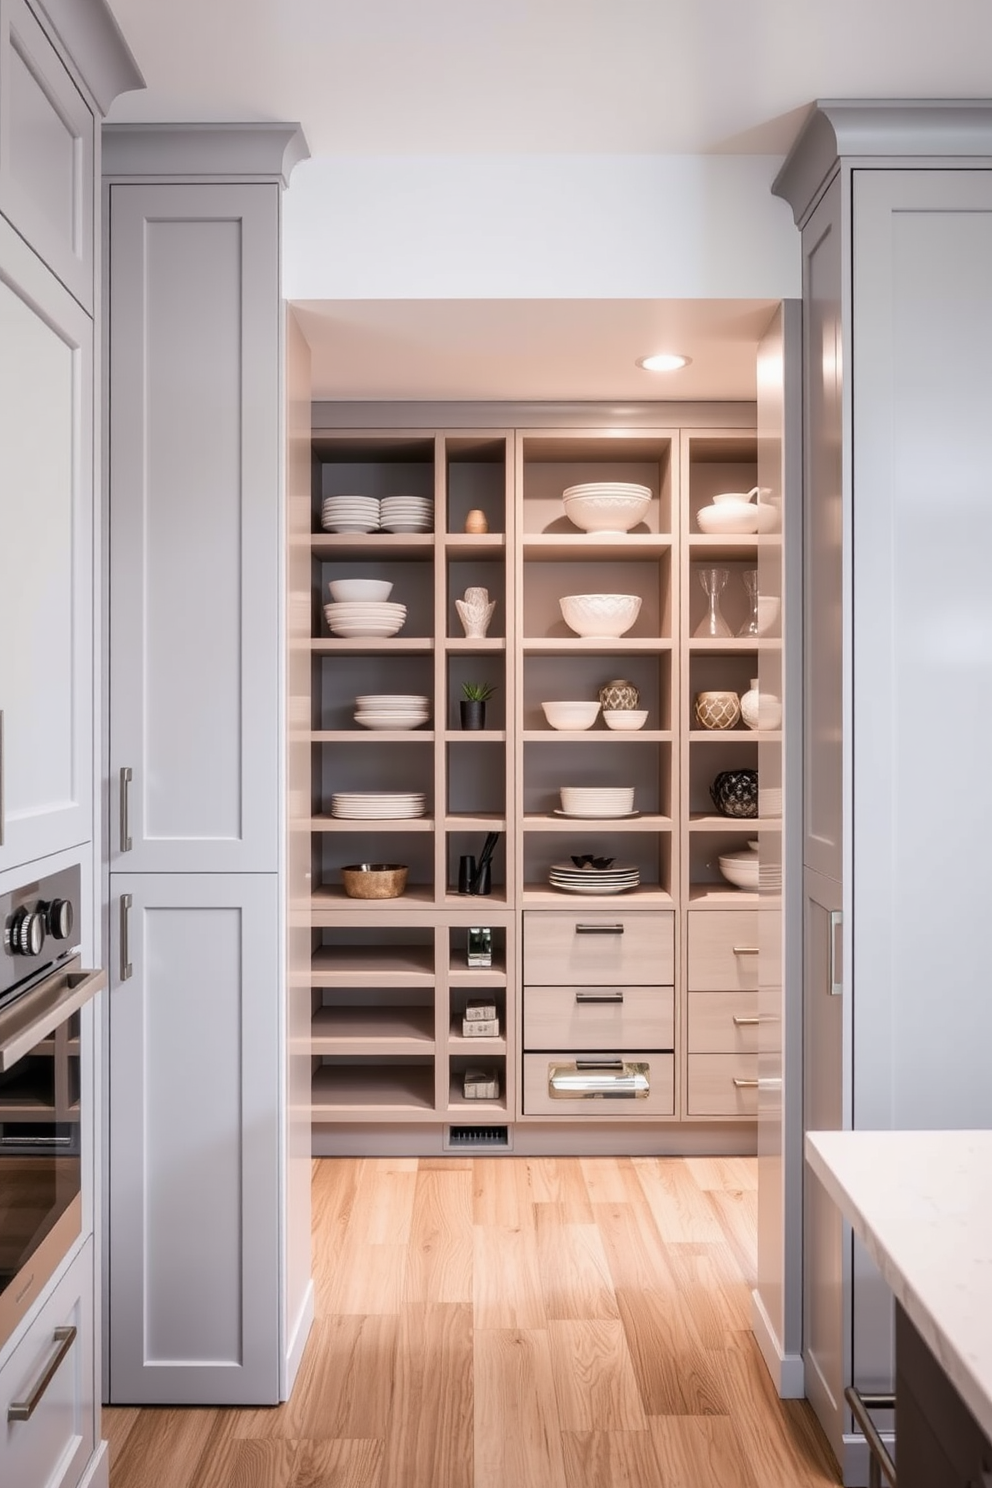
[
  {"left": 732, "top": 945, "right": 759, "bottom": 955},
  {"left": 8, "top": 1326, "right": 77, "bottom": 1422},
  {"left": 732, "top": 1078, "right": 760, "bottom": 1089},
  {"left": 733, "top": 1016, "right": 760, "bottom": 1026},
  {"left": 575, "top": 990, "right": 624, "bottom": 1004}
]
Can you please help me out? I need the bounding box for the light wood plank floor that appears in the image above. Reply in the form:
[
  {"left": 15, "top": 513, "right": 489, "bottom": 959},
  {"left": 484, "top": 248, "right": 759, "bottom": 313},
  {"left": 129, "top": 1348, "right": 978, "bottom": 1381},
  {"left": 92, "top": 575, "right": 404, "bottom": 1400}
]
[{"left": 104, "top": 1155, "right": 841, "bottom": 1488}]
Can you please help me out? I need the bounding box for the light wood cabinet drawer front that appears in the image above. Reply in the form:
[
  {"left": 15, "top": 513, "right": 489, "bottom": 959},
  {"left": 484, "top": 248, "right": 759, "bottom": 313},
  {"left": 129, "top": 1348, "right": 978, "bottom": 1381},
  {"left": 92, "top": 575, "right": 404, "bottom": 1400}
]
[
  {"left": 687, "top": 992, "right": 759, "bottom": 1053},
  {"left": 525, "top": 985, "right": 674, "bottom": 1051},
  {"left": 686, "top": 1053, "right": 759, "bottom": 1116},
  {"left": 523, "top": 1052, "right": 674, "bottom": 1117},
  {"left": 687, "top": 910, "right": 760, "bottom": 991},
  {"left": 524, "top": 911, "right": 674, "bottom": 986}
]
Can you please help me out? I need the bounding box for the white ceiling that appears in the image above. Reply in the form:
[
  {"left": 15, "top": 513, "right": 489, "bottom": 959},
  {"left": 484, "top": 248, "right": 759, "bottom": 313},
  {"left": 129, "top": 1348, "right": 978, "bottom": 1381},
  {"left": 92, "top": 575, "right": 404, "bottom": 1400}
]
[{"left": 103, "top": 0, "right": 992, "bottom": 403}]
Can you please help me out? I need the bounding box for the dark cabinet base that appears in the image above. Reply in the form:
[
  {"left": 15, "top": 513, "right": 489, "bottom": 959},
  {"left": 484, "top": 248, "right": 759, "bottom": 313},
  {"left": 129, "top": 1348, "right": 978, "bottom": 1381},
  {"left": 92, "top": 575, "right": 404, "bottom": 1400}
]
[{"left": 896, "top": 1303, "right": 992, "bottom": 1488}]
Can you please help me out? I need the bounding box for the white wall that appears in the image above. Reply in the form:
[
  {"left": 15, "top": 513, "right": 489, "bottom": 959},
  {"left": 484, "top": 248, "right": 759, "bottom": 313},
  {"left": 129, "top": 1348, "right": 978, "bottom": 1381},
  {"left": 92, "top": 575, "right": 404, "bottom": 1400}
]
[{"left": 283, "top": 152, "right": 800, "bottom": 300}]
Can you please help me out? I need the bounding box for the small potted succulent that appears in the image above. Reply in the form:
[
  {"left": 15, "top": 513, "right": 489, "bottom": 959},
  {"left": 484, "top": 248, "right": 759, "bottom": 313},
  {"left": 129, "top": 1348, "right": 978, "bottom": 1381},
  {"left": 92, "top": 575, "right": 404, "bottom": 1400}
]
[{"left": 460, "top": 680, "right": 496, "bottom": 731}]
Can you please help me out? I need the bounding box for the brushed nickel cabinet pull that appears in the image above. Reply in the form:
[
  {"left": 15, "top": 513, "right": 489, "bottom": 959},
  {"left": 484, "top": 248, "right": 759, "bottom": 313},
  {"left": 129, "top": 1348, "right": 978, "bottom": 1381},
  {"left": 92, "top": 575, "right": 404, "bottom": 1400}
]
[
  {"left": 733, "top": 1015, "right": 760, "bottom": 1026},
  {"left": 119, "top": 767, "right": 133, "bottom": 853},
  {"left": 732, "top": 945, "right": 759, "bottom": 955},
  {"left": 7, "top": 1326, "right": 77, "bottom": 1421},
  {"left": 120, "top": 893, "right": 133, "bottom": 982},
  {"left": 575, "top": 923, "right": 624, "bottom": 935},
  {"left": 733, "top": 1078, "right": 760, "bottom": 1088},
  {"left": 829, "top": 910, "right": 843, "bottom": 996},
  {"left": 575, "top": 990, "right": 624, "bottom": 1004}
]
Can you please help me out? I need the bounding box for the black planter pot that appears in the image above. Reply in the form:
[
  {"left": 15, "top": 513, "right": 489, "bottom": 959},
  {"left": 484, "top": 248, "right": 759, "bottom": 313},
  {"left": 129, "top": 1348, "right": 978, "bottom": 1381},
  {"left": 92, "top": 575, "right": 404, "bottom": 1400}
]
[{"left": 460, "top": 699, "right": 486, "bottom": 730}]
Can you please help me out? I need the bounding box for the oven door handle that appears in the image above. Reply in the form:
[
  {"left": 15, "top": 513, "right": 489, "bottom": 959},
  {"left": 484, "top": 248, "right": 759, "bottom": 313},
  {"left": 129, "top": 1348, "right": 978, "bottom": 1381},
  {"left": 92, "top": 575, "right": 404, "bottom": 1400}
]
[
  {"left": 0, "top": 965, "right": 106, "bottom": 1072},
  {"left": 7, "top": 1326, "right": 77, "bottom": 1422}
]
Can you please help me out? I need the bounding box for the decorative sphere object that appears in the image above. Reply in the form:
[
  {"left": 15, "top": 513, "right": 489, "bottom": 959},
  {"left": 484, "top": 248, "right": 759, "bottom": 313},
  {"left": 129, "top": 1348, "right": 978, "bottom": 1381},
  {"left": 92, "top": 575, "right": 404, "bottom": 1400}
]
[
  {"left": 694, "top": 690, "right": 741, "bottom": 730},
  {"left": 465, "top": 509, "right": 489, "bottom": 534},
  {"left": 710, "top": 769, "right": 759, "bottom": 819},
  {"left": 599, "top": 678, "right": 640, "bottom": 711}
]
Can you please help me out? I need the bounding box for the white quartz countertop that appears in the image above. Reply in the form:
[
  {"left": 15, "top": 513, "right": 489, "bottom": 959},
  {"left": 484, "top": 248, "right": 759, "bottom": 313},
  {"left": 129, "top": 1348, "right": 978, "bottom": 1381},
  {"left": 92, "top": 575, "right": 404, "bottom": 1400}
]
[{"left": 805, "top": 1129, "right": 992, "bottom": 1443}]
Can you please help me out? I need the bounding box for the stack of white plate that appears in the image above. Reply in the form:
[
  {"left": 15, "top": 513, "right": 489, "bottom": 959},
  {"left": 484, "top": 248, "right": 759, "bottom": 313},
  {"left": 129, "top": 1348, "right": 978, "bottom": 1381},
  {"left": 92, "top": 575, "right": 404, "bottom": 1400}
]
[
  {"left": 354, "top": 694, "right": 430, "bottom": 730},
  {"left": 549, "top": 861, "right": 641, "bottom": 895},
  {"left": 324, "top": 600, "right": 407, "bottom": 638},
  {"left": 557, "top": 786, "right": 636, "bottom": 818},
  {"left": 321, "top": 495, "right": 380, "bottom": 533},
  {"left": 330, "top": 792, "right": 426, "bottom": 819},
  {"left": 379, "top": 494, "right": 433, "bottom": 533}
]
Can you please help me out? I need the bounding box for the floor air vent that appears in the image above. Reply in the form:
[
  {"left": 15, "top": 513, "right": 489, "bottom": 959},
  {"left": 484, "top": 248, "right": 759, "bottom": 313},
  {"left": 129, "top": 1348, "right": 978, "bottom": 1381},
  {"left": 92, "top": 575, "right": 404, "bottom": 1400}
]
[{"left": 445, "top": 1125, "right": 511, "bottom": 1151}]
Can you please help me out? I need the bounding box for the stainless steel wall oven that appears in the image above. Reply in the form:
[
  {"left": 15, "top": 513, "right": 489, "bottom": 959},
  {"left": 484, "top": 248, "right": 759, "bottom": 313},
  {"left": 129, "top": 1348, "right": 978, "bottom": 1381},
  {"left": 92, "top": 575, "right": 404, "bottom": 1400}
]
[{"left": 0, "top": 865, "right": 104, "bottom": 1351}]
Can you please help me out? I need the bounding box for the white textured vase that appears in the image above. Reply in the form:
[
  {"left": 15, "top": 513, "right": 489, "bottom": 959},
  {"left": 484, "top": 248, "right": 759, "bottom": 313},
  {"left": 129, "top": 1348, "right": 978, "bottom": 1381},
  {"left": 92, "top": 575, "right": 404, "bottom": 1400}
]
[
  {"left": 456, "top": 586, "right": 495, "bottom": 638},
  {"left": 741, "top": 678, "right": 782, "bottom": 730}
]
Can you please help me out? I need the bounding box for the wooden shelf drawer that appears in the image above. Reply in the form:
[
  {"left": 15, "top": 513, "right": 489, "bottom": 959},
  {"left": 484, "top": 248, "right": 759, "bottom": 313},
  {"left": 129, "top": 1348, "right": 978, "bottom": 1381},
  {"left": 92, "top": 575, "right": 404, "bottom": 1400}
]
[
  {"left": 687, "top": 909, "right": 760, "bottom": 991},
  {"left": 523, "top": 910, "right": 674, "bottom": 986},
  {"left": 687, "top": 991, "right": 759, "bottom": 1053},
  {"left": 524, "top": 984, "right": 673, "bottom": 1051},
  {"left": 523, "top": 1051, "right": 674, "bottom": 1117},
  {"left": 686, "top": 1053, "right": 758, "bottom": 1116}
]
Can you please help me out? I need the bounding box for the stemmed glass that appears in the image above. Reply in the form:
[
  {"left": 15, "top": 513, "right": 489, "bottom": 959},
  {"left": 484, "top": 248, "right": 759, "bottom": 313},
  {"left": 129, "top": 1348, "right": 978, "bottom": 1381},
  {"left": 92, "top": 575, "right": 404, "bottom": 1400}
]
[
  {"left": 738, "top": 569, "right": 759, "bottom": 636},
  {"left": 694, "top": 567, "right": 732, "bottom": 638}
]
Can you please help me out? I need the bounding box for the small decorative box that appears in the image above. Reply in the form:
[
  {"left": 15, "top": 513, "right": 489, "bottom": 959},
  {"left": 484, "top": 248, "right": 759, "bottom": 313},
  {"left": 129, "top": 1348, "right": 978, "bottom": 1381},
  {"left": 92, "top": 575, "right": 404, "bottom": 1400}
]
[
  {"left": 462, "top": 1016, "right": 499, "bottom": 1038},
  {"left": 464, "top": 1003, "right": 497, "bottom": 1022},
  {"left": 463, "top": 1067, "right": 500, "bottom": 1100}
]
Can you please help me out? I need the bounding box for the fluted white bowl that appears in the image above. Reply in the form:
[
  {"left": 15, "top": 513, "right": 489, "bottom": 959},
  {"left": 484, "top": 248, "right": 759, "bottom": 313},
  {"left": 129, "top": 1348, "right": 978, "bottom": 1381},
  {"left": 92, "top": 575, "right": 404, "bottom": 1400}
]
[
  {"left": 542, "top": 701, "right": 600, "bottom": 730},
  {"left": 559, "top": 593, "right": 641, "bottom": 638},
  {"left": 563, "top": 488, "right": 651, "bottom": 533},
  {"left": 696, "top": 501, "right": 760, "bottom": 535}
]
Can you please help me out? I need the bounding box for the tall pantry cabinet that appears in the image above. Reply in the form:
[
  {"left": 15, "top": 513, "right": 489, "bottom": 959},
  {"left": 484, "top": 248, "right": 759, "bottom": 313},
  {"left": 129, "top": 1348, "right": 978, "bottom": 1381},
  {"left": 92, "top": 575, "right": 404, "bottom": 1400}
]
[
  {"left": 103, "top": 124, "right": 312, "bottom": 1404},
  {"left": 774, "top": 102, "right": 992, "bottom": 1482}
]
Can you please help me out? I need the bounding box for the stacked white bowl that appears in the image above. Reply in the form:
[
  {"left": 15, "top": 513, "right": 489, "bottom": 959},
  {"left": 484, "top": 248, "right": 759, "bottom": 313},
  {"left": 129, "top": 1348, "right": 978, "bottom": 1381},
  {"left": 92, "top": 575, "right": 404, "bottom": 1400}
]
[
  {"left": 558, "top": 786, "right": 635, "bottom": 818},
  {"left": 562, "top": 482, "right": 652, "bottom": 534},
  {"left": 380, "top": 494, "right": 433, "bottom": 533},
  {"left": 354, "top": 694, "right": 430, "bottom": 729},
  {"left": 331, "top": 792, "right": 426, "bottom": 819},
  {"left": 321, "top": 494, "right": 380, "bottom": 533},
  {"left": 324, "top": 600, "right": 406, "bottom": 637}
]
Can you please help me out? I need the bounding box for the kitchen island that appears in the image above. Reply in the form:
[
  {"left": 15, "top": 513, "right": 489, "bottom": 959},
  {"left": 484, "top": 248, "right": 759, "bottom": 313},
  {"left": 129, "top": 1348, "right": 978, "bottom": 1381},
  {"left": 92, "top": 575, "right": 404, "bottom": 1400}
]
[{"left": 806, "top": 1129, "right": 992, "bottom": 1488}]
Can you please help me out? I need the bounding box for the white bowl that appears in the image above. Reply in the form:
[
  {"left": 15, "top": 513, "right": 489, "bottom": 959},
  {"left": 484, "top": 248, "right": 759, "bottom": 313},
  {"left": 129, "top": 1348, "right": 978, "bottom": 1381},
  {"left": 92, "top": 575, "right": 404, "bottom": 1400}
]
[
  {"left": 328, "top": 578, "right": 393, "bottom": 602},
  {"left": 560, "top": 786, "right": 635, "bottom": 814},
  {"left": 602, "top": 710, "right": 648, "bottom": 731},
  {"left": 562, "top": 488, "right": 651, "bottom": 534},
  {"left": 696, "top": 501, "right": 760, "bottom": 535},
  {"left": 559, "top": 593, "right": 641, "bottom": 638},
  {"left": 718, "top": 849, "right": 760, "bottom": 890},
  {"left": 541, "top": 701, "right": 600, "bottom": 730},
  {"left": 757, "top": 595, "right": 781, "bottom": 635}
]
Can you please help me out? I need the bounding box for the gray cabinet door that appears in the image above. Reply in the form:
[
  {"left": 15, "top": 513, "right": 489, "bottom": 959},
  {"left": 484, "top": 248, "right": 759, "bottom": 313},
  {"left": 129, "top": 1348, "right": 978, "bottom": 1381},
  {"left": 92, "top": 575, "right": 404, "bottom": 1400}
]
[
  {"left": 107, "top": 182, "right": 281, "bottom": 874},
  {"left": 0, "top": 216, "right": 92, "bottom": 873},
  {"left": 107, "top": 872, "right": 280, "bottom": 1404}
]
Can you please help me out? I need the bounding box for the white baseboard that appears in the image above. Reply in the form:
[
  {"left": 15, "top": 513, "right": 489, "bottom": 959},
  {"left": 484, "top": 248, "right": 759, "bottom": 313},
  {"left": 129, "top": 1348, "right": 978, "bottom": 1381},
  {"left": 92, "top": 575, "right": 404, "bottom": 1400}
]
[
  {"left": 750, "top": 1287, "right": 805, "bottom": 1397},
  {"left": 282, "top": 1278, "right": 315, "bottom": 1400},
  {"left": 79, "top": 1441, "right": 110, "bottom": 1488}
]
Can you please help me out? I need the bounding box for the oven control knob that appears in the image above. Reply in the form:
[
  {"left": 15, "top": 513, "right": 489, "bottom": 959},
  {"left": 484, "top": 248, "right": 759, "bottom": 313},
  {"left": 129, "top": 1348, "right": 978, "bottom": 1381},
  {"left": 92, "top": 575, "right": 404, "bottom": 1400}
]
[
  {"left": 10, "top": 908, "right": 46, "bottom": 957},
  {"left": 47, "top": 899, "right": 74, "bottom": 941}
]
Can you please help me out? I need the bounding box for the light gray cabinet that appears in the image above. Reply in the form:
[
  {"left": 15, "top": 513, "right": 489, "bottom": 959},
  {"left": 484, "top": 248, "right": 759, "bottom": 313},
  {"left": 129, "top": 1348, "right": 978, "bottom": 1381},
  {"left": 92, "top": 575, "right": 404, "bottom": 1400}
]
[{"left": 775, "top": 103, "right": 992, "bottom": 1484}]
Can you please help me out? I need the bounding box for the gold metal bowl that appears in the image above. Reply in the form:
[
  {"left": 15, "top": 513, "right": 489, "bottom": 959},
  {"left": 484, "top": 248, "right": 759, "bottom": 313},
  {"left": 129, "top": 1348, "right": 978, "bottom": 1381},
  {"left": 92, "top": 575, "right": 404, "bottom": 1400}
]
[{"left": 340, "top": 863, "right": 408, "bottom": 899}]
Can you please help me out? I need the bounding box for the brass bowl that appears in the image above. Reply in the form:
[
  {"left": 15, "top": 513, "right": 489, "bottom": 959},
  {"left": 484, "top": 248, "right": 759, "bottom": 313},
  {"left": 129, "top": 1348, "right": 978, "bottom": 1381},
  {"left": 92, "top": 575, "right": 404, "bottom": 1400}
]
[{"left": 340, "top": 863, "right": 408, "bottom": 899}]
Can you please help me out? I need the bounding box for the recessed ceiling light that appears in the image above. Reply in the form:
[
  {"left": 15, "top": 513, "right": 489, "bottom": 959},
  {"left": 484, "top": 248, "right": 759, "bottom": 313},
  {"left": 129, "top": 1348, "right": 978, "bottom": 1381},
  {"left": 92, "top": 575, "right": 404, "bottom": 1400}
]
[{"left": 636, "top": 353, "right": 691, "bottom": 372}]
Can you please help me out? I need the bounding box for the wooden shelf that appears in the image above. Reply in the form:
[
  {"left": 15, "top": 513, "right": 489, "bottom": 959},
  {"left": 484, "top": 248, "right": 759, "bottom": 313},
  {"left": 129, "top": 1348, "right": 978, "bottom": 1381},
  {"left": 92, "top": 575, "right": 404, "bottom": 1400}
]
[
  {"left": 447, "top": 1027, "right": 506, "bottom": 1053},
  {"left": 448, "top": 957, "right": 507, "bottom": 987},
  {"left": 311, "top": 1007, "right": 435, "bottom": 1053},
  {"left": 688, "top": 637, "right": 781, "bottom": 653},
  {"left": 522, "top": 637, "right": 673, "bottom": 654},
  {"left": 309, "top": 637, "right": 434, "bottom": 653},
  {"left": 688, "top": 814, "right": 768, "bottom": 831},
  {"left": 523, "top": 813, "right": 673, "bottom": 832},
  {"left": 311, "top": 885, "right": 437, "bottom": 917},
  {"left": 522, "top": 534, "right": 673, "bottom": 560},
  {"left": 444, "top": 729, "right": 508, "bottom": 742},
  {"left": 688, "top": 883, "right": 761, "bottom": 906},
  {"left": 311, "top": 1064, "right": 435, "bottom": 1116},
  {"left": 686, "top": 534, "right": 780, "bottom": 559},
  {"left": 309, "top": 815, "right": 435, "bottom": 832},
  {"left": 688, "top": 729, "right": 779, "bottom": 742},
  {"left": 522, "top": 884, "right": 674, "bottom": 906},
  {"left": 444, "top": 813, "right": 508, "bottom": 831},
  {"left": 444, "top": 636, "right": 506, "bottom": 651},
  {"left": 522, "top": 729, "right": 672, "bottom": 743},
  {"left": 444, "top": 533, "right": 506, "bottom": 558},
  {"left": 307, "top": 730, "right": 434, "bottom": 742},
  {"left": 308, "top": 533, "right": 435, "bottom": 560},
  {"left": 310, "top": 945, "right": 435, "bottom": 984}
]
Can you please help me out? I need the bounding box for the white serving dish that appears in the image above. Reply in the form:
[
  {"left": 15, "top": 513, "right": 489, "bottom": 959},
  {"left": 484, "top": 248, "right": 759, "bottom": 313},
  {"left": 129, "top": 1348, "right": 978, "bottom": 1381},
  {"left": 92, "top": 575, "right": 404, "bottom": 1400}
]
[
  {"left": 696, "top": 492, "right": 761, "bottom": 535},
  {"left": 562, "top": 485, "right": 651, "bottom": 534},
  {"left": 718, "top": 848, "right": 760, "bottom": 889},
  {"left": 328, "top": 578, "right": 393, "bottom": 602},
  {"left": 541, "top": 700, "right": 600, "bottom": 730},
  {"left": 559, "top": 593, "right": 641, "bottom": 638},
  {"left": 602, "top": 709, "right": 648, "bottom": 731}
]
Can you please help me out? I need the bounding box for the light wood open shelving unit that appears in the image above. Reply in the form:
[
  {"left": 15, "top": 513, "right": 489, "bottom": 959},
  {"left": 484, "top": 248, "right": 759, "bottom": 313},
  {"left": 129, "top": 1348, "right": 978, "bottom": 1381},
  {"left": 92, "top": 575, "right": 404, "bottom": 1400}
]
[{"left": 299, "top": 416, "right": 777, "bottom": 1140}]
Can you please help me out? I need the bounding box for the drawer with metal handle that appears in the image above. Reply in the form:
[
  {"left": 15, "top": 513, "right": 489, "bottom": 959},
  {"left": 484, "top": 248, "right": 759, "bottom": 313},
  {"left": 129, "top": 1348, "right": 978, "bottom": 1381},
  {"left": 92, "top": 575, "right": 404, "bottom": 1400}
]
[
  {"left": 523, "top": 911, "right": 674, "bottom": 986},
  {"left": 523, "top": 1051, "right": 674, "bottom": 1116},
  {"left": 685, "top": 1052, "right": 759, "bottom": 1116},
  {"left": 687, "top": 991, "right": 759, "bottom": 1053},
  {"left": 687, "top": 909, "right": 760, "bottom": 991},
  {"left": 524, "top": 983, "right": 674, "bottom": 1051}
]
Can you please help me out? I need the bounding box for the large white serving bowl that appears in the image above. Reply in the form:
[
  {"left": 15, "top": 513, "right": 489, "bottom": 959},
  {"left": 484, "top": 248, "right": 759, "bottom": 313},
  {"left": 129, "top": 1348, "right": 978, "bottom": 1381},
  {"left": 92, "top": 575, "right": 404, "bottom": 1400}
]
[
  {"left": 718, "top": 848, "right": 760, "bottom": 889},
  {"left": 328, "top": 578, "right": 393, "bottom": 602},
  {"left": 542, "top": 700, "right": 600, "bottom": 730},
  {"left": 695, "top": 500, "right": 760, "bottom": 535},
  {"left": 602, "top": 710, "right": 648, "bottom": 731},
  {"left": 559, "top": 593, "right": 641, "bottom": 638},
  {"left": 562, "top": 485, "right": 651, "bottom": 534}
]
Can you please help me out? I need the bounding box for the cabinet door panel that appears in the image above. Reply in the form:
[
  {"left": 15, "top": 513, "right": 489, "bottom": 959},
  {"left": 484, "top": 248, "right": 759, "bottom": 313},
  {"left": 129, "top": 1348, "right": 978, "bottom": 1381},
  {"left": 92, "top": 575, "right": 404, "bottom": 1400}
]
[
  {"left": 107, "top": 873, "right": 280, "bottom": 1404},
  {"left": 108, "top": 183, "right": 280, "bottom": 873},
  {"left": 0, "top": 220, "right": 92, "bottom": 873}
]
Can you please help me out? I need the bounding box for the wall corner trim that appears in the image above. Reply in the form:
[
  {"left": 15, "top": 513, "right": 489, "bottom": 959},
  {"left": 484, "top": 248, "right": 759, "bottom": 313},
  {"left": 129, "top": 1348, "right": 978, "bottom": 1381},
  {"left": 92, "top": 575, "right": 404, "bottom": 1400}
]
[
  {"left": 773, "top": 98, "right": 992, "bottom": 226},
  {"left": 102, "top": 122, "right": 310, "bottom": 186}
]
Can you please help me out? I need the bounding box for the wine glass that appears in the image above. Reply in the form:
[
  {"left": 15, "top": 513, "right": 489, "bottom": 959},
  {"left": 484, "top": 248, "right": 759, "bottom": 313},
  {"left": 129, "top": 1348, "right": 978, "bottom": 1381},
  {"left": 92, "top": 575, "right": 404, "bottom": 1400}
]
[{"left": 694, "top": 567, "right": 732, "bottom": 638}]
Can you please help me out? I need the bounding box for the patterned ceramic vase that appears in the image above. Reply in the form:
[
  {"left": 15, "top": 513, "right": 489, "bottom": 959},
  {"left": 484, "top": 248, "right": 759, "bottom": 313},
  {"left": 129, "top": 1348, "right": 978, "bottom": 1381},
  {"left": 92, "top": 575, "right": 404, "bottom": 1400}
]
[
  {"left": 598, "top": 679, "right": 639, "bottom": 711},
  {"left": 710, "top": 769, "right": 759, "bottom": 818},
  {"left": 694, "top": 690, "right": 741, "bottom": 730}
]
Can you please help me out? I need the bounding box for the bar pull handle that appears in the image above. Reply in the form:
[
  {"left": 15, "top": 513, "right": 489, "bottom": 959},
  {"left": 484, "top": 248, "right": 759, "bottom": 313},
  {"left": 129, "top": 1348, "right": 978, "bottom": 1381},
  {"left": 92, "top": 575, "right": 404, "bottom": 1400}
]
[
  {"left": 733, "top": 1078, "right": 760, "bottom": 1089},
  {"left": 120, "top": 893, "right": 133, "bottom": 982},
  {"left": 119, "top": 767, "right": 133, "bottom": 853},
  {"left": 733, "top": 945, "right": 759, "bottom": 955},
  {"left": 0, "top": 709, "right": 5, "bottom": 846},
  {"left": 829, "top": 910, "right": 843, "bottom": 997},
  {"left": 843, "top": 1388, "right": 896, "bottom": 1488},
  {"left": 733, "top": 1016, "right": 760, "bottom": 1026},
  {"left": 575, "top": 990, "right": 624, "bottom": 1004},
  {"left": 575, "top": 923, "right": 624, "bottom": 935},
  {"left": 8, "top": 1326, "right": 77, "bottom": 1421}
]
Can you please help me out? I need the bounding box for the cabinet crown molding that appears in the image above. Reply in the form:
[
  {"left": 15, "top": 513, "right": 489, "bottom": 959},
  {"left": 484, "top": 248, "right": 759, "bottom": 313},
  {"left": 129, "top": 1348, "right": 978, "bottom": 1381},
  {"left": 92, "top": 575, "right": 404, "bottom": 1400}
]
[
  {"left": 102, "top": 122, "right": 310, "bottom": 186},
  {"left": 773, "top": 99, "right": 992, "bottom": 226},
  {"left": 34, "top": 0, "right": 144, "bottom": 114}
]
